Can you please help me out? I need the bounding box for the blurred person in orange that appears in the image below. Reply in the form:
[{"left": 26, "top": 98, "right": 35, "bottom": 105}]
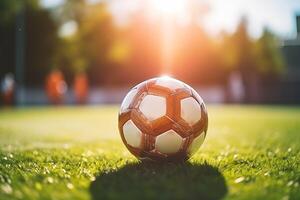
[
  {"left": 45, "top": 70, "right": 67, "bottom": 104},
  {"left": 73, "top": 72, "right": 89, "bottom": 104}
]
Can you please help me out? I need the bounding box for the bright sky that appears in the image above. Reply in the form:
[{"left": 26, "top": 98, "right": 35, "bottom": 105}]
[
  {"left": 42, "top": 0, "right": 300, "bottom": 38},
  {"left": 205, "top": 0, "right": 300, "bottom": 38}
]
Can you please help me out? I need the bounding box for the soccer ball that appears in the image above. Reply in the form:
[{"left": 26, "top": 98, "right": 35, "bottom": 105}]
[{"left": 118, "top": 77, "right": 208, "bottom": 161}]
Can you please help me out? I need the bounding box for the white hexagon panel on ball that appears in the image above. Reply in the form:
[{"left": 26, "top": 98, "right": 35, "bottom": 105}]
[
  {"left": 155, "top": 130, "right": 183, "bottom": 154},
  {"left": 155, "top": 77, "right": 185, "bottom": 91},
  {"left": 188, "top": 132, "right": 205, "bottom": 155},
  {"left": 120, "top": 88, "right": 138, "bottom": 113},
  {"left": 123, "top": 120, "right": 142, "bottom": 148},
  {"left": 139, "top": 94, "right": 166, "bottom": 121},
  {"left": 180, "top": 97, "right": 202, "bottom": 126}
]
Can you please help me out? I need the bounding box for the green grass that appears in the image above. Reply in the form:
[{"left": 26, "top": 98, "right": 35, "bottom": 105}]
[{"left": 0, "top": 105, "right": 299, "bottom": 200}]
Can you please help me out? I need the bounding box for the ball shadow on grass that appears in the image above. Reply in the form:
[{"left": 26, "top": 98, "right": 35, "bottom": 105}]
[{"left": 90, "top": 161, "right": 227, "bottom": 200}]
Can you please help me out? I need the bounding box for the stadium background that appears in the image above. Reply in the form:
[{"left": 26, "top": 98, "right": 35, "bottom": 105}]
[{"left": 1, "top": 0, "right": 300, "bottom": 106}]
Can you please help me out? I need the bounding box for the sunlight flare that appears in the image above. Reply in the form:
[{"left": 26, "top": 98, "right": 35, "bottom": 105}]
[{"left": 150, "top": 0, "right": 187, "bottom": 17}]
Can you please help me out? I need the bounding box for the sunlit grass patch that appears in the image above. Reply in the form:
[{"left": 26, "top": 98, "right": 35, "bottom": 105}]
[{"left": 0, "top": 105, "right": 299, "bottom": 200}]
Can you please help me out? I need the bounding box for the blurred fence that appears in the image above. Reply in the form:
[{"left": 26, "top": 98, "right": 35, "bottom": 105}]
[{"left": 14, "top": 86, "right": 225, "bottom": 105}]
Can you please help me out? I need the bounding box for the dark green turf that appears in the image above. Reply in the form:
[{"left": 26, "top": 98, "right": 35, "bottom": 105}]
[{"left": 0, "top": 106, "right": 299, "bottom": 200}]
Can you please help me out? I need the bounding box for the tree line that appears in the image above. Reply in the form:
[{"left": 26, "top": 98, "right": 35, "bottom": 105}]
[{"left": 0, "top": 0, "right": 285, "bottom": 96}]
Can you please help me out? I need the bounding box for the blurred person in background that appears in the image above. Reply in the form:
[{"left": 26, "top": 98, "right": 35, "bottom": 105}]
[
  {"left": 73, "top": 72, "right": 89, "bottom": 104},
  {"left": 1, "top": 73, "right": 15, "bottom": 105},
  {"left": 45, "top": 70, "right": 67, "bottom": 104}
]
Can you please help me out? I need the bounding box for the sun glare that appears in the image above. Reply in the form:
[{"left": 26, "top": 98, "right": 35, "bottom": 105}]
[
  {"left": 150, "top": 0, "right": 187, "bottom": 16},
  {"left": 160, "top": 74, "right": 172, "bottom": 79},
  {"left": 146, "top": 0, "right": 190, "bottom": 75}
]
